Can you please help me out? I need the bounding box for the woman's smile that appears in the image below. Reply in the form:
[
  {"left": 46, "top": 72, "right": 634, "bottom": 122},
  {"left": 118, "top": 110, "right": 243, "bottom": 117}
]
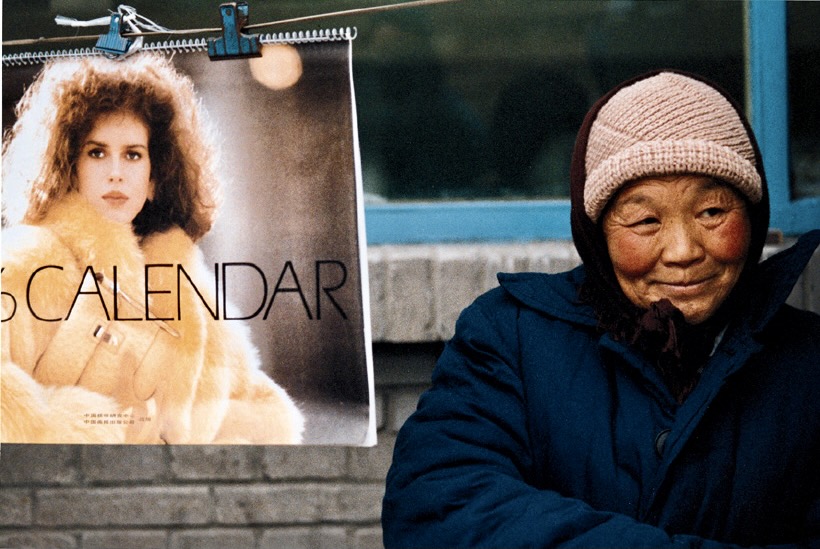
[
  {"left": 603, "top": 175, "right": 751, "bottom": 324},
  {"left": 653, "top": 275, "right": 717, "bottom": 298}
]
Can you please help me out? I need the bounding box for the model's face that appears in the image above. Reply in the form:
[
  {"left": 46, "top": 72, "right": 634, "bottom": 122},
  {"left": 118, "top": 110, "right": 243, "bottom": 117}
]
[
  {"left": 602, "top": 175, "right": 751, "bottom": 324},
  {"left": 76, "top": 111, "right": 153, "bottom": 225}
]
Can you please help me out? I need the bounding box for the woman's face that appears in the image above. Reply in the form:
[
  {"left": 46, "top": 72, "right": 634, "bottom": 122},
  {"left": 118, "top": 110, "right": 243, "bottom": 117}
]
[
  {"left": 602, "top": 174, "right": 751, "bottom": 324},
  {"left": 76, "top": 111, "right": 153, "bottom": 225}
]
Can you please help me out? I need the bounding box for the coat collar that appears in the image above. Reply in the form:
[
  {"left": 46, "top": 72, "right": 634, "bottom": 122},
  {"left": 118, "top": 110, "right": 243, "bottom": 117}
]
[
  {"left": 34, "top": 192, "right": 201, "bottom": 323},
  {"left": 498, "top": 229, "right": 820, "bottom": 334},
  {"left": 37, "top": 192, "right": 147, "bottom": 302},
  {"left": 497, "top": 266, "right": 598, "bottom": 328},
  {"left": 37, "top": 193, "right": 205, "bottom": 338}
]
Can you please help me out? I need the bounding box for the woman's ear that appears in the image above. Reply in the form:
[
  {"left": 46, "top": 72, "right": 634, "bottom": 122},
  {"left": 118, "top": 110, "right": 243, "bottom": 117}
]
[{"left": 148, "top": 179, "right": 156, "bottom": 201}]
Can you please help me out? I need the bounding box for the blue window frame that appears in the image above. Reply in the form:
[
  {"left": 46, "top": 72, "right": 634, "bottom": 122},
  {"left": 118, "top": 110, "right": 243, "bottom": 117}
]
[
  {"left": 748, "top": 0, "right": 820, "bottom": 235},
  {"left": 365, "top": 0, "right": 817, "bottom": 245}
]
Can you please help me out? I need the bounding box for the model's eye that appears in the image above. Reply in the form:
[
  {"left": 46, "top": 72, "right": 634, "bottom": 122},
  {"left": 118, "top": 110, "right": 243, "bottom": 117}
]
[
  {"left": 87, "top": 148, "right": 105, "bottom": 159},
  {"left": 125, "top": 150, "right": 143, "bottom": 161}
]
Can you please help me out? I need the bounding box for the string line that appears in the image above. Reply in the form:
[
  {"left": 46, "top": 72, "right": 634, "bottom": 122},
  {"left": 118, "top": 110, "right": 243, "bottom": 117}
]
[{"left": 1, "top": 0, "right": 462, "bottom": 47}]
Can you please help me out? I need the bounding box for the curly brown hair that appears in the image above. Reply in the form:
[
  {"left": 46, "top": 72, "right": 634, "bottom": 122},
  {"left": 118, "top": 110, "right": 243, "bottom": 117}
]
[{"left": 3, "top": 53, "right": 219, "bottom": 241}]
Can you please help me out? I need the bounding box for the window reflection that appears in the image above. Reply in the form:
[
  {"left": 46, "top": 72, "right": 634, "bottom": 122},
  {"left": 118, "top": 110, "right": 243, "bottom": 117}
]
[
  {"left": 788, "top": 1, "right": 820, "bottom": 199},
  {"left": 354, "top": 0, "right": 744, "bottom": 202}
]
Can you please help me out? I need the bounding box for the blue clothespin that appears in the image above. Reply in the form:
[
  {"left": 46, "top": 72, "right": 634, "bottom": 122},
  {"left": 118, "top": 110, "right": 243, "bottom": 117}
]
[
  {"left": 94, "top": 13, "right": 135, "bottom": 58},
  {"left": 208, "top": 2, "right": 262, "bottom": 60}
]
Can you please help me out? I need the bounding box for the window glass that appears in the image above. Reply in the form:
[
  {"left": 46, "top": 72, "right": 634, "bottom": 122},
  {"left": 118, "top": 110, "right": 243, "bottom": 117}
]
[
  {"left": 787, "top": 1, "right": 820, "bottom": 199},
  {"left": 353, "top": 0, "right": 745, "bottom": 202},
  {"left": 2, "top": 0, "right": 745, "bottom": 203}
]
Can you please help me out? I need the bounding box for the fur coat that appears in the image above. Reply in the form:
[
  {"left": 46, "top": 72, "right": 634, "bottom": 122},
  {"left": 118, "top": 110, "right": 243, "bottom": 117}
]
[{"left": 1, "top": 193, "right": 304, "bottom": 444}]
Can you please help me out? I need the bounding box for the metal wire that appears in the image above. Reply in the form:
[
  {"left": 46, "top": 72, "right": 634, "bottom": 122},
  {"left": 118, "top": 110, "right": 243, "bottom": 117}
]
[{"left": 1, "top": 0, "right": 461, "bottom": 48}]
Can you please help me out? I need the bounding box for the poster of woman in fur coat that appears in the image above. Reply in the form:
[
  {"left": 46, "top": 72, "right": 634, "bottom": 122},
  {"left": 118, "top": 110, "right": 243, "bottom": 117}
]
[{"left": 1, "top": 37, "right": 373, "bottom": 446}]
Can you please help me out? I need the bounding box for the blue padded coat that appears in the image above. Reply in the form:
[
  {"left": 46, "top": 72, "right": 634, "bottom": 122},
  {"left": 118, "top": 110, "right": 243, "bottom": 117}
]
[{"left": 383, "top": 230, "right": 820, "bottom": 549}]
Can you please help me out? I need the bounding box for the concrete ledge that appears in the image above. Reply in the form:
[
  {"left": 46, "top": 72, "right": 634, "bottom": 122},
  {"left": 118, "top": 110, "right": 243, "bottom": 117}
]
[
  {"left": 368, "top": 239, "right": 820, "bottom": 343},
  {"left": 367, "top": 241, "right": 580, "bottom": 342}
]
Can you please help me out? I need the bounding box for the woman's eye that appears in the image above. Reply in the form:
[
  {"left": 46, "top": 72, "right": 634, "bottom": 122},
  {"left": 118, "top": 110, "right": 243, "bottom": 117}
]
[
  {"left": 633, "top": 217, "right": 659, "bottom": 226},
  {"left": 125, "top": 151, "right": 142, "bottom": 160},
  {"left": 701, "top": 207, "right": 725, "bottom": 218},
  {"left": 87, "top": 148, "right": 105, "bottom": 159}
]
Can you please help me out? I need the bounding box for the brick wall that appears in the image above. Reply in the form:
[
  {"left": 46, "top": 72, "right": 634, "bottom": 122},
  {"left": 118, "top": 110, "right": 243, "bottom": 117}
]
[
  {"left": 0, "top": 341, "right": 436, "bottom": 549},
  {"left": 1, "top": 239, "right": 817, "bottom": 549},
  {"left": 0, "top": 441, "right": 390, "bottom": 548},
  {"left": 0, "top": 375, "right": 411, "bottom": 549}
]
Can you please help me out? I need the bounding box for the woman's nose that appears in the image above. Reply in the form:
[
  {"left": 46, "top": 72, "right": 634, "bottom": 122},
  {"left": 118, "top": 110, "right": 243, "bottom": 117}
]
[
  {"left": 660, "top": 220, "right": 705, "bottom": 267},
  {"left": 108, "top": 158, "right": 123, "bottom": 182}
]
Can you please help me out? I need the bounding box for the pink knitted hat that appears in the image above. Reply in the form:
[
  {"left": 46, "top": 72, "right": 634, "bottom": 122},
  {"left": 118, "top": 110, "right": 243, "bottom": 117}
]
[{"left": 583, "top": 71, "right": 763, "bottom": 221}]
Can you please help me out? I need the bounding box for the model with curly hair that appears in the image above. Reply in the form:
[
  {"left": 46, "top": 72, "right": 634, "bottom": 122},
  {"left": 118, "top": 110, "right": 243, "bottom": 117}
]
[{"left": 1, "top": 54, "right": 304, "bottom": 444}]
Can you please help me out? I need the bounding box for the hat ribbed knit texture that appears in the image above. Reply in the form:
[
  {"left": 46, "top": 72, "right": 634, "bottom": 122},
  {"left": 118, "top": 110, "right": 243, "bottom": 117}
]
[{"left": 584, "top": 72, "right": 762, "bottom": 221}]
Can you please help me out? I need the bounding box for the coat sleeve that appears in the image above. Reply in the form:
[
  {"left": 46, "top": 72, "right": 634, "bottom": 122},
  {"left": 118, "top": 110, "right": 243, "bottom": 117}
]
[
  {"left": 1, "top": 232, "right": 127, "bottom": 444},
  {"left": 381, "top": 294, "right": 801, "bottom": 549}
]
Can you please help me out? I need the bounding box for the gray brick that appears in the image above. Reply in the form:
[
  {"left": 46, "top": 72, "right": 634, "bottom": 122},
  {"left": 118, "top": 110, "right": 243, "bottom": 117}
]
[
  {"left": 0, "top": 489, "right": 32, "bottom": 526},
  {"left": 384, "top": 251, "right": 434, "bottom": 342},
  {"left": 170, "top": 445, "right": 261, "bottom": 480},
  {"left": 374, "top": 392, "right": 386, "bottom": 431},
  {"left": 259, "top": 526, "right": 347, "bottom": 549},
  {"left": 170, "top": 528, "right": 256, "bottom": 549},
  {"left": 476, "top": 246, "right": 506, "bottom": 275},
  {"left": 367, "top": 250, "right": 387, "bottom": 342},
  {"left": 334, "top": 483, "right": 383, "bottom": 523},
  {"left": 82, "top": 445, "right": 169, "bottom": 483},
  {"left": 433, "top": 249, "right": 490, "bottom": 340},
  {"left": 348, "top": 432, "right": 396, "bottom": 481},
  {"left": 386, "top": 388, "right": 423, "bottom": 433},
  {"left": 262, "top": 445, "right": 347, "bottom": 480},
  {"left": 0, "top": 531, "right": 78, "bottom": 548},
  {"left": 353, "top": 526, "right": 384, "bottom": 549},
  {"left": 83, "top": 530, "right": 168, "bottom": 549},
  {"left": 530, "top": 242, "right": 581, "bottom": 274},
  {"left": 36, "top": 486, "right": 211, "bottom": 527},
  {"left": 0, "top": 445, "right": 79, "bottom": 486},
  {"left": 214, "top": 483, "right": 382, "bottom": 524},
  {"left": 368, "top": 241, "right": 585, "bottom": 344},
  {"left": 510, "top": 253, "right": 531, "bottom": 273},
  {"left": 214, "top": 484, "right": 324, "bottom": 524}
]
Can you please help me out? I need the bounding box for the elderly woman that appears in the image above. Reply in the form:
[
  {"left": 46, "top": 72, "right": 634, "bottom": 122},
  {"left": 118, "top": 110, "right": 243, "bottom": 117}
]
[
  {"left": 1, "top": 54, "right": 303, "bottom": 445},
  {"left": 382, "top": 71, "right": 820, "bottom": 547}
]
